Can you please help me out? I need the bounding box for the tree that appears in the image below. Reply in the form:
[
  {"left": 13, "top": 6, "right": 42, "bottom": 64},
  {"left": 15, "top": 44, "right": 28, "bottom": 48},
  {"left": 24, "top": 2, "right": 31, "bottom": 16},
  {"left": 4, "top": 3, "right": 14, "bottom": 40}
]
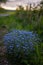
[
  {"left": 40, "top": 0, "right": 43, "bottom": 15},
  {"left": 40, "top": 0, "right": 43, "bottom": 9},
  {"left": 40, "top": 0, "right": 43, "bottom": 5},
  {"left": 0, "top": 0, "right": 7, "bottom": 7}
]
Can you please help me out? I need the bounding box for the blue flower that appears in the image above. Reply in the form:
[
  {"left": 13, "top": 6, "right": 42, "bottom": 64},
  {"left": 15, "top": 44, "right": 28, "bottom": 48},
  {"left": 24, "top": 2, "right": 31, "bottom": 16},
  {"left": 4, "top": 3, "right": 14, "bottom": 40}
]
[{"left": 3, "top": 30, "right": 39, "bottom": 56}]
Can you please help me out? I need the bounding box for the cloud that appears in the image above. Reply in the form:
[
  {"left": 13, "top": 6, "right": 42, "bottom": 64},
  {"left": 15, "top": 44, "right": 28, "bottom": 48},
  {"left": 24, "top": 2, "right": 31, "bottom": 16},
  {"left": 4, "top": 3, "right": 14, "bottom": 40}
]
[{"left": 1, "top": 0, "right": 41, "bottom": 10}]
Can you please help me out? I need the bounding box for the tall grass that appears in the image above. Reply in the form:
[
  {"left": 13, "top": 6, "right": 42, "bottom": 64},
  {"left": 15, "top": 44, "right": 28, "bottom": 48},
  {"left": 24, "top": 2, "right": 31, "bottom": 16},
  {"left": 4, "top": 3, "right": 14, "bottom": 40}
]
[{"left": 0, "top": 9, "right": 43, "bottom": 65}]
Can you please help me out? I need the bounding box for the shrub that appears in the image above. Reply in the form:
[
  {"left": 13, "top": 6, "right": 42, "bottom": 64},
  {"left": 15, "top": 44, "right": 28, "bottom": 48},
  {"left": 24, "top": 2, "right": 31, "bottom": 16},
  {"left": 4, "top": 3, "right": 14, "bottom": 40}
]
[
  {"left": 3, "top": 30, "right": 40, "bottom": 65},
  {"left": 0, "top": 7, "right": 6, "bottom": 13}
]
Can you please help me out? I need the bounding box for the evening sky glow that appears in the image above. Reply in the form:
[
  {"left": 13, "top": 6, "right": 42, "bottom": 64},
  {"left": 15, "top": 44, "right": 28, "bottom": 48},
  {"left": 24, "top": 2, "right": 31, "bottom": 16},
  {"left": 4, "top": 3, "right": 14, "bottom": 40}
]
[{"left": 1, "top": 0, "right": 41, "bottom": 10}]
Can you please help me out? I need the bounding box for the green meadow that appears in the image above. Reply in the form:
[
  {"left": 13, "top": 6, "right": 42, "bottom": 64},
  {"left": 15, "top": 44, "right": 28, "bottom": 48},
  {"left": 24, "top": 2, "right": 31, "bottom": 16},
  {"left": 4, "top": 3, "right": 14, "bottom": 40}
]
[
  {"left": 0, "top": 9, "right": 43, "bottom": 37},
  {"left": 0, "top": 7, "right": 43, "bottom": 65}
]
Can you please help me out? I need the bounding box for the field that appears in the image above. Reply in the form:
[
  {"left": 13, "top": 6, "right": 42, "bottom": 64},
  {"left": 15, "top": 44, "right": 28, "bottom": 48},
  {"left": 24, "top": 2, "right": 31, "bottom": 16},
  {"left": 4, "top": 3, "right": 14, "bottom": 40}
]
[{"left": 0, "top": 8, "right": 43, "bottom": 65}]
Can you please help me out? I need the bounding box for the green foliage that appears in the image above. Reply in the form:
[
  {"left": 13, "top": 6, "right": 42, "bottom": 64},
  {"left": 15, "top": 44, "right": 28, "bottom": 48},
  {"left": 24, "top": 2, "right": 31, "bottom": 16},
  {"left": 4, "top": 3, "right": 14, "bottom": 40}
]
[
  {"left": 40, "top": 0, "right": 43, "bottom": 6},
  {"left": 0, "top": 9, "right": 43, "bottom": 39},
  {"left": 0, "top": 8, "right": 43, "bottom": 65},
  {"left": 0, "top": 7, "right": 6, "bottom": 13},
  {"left": 0, "top": 0, "right": 7, "bottom": 3}
]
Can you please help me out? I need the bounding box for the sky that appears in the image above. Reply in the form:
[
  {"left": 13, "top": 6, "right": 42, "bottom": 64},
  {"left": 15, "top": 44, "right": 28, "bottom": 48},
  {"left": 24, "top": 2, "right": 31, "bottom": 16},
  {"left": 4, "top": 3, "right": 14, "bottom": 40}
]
[
  {"left": 8, "top": 0, "right": 41, "bottom": 3},
  {"left": 1, "top": 0, "right": 41, "bottom": 10}
]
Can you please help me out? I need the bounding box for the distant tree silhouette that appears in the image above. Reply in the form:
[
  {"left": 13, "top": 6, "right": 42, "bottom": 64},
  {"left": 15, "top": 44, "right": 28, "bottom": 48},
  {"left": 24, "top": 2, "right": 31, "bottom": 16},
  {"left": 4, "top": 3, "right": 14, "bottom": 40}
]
[
  {"left": 40, "top": 0, "right": 43, "bottom": 9},
  {"left": 0, "top": 0, "right": 7, "bottom": 7},
  {"left": 40, "top": 0, "right": 43, "bottom": 15}
]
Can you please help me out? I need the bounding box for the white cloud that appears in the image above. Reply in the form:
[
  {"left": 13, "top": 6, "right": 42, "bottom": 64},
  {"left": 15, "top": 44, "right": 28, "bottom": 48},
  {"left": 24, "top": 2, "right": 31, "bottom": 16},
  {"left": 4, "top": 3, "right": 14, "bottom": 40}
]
[{"left": 1, "top": 0, "right": 41, "bottom": 10}]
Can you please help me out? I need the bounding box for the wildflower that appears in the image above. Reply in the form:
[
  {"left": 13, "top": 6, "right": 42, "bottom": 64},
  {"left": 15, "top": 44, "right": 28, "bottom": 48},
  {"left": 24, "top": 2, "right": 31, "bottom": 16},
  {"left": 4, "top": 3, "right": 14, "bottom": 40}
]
[{"left": 3, "top": 30, "right": 39, "bottom": 57}]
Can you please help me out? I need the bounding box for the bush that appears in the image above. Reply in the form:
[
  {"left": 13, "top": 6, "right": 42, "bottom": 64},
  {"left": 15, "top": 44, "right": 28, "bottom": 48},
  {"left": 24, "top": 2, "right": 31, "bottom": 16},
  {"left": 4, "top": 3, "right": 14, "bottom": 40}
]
[
  {"left": 0, "top": 7, "right": 6, "bottom": 13},
  {"left": 3, "top": 30, "right": 40, "bottom": 65}
]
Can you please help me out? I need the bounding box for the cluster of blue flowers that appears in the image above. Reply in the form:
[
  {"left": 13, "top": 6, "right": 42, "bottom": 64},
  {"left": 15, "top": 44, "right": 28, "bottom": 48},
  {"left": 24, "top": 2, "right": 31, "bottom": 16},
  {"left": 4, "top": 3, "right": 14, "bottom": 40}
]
[{"left": 3, "top": 30, "right": 39, "bottom": 56}]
